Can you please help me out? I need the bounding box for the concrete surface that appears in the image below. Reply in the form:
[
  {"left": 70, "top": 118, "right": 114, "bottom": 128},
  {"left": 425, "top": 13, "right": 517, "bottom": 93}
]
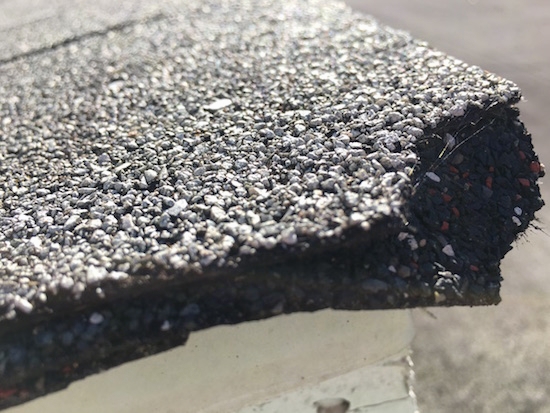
[
  {"left": 4, "top": 310, "right": 416, "bottom": 413},
  {"left": 346, "top": 1, "right": 550, "bottom": 412}
]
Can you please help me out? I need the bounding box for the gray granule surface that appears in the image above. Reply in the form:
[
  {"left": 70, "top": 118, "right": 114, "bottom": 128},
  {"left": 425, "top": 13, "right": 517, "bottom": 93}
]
[{"left": 0, "top": 0, "right": 544, "bottom": 407}]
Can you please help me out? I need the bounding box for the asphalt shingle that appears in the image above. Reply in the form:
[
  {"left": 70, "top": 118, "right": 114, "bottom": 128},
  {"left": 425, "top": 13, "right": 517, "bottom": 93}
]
[{"left": 0, "top": 0, "right": 544, "bottom": 408}]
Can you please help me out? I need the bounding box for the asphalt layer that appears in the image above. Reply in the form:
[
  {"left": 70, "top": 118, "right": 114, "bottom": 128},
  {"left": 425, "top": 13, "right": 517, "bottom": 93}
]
[{"left": 0, "top": 0, "right": 545, "bottom": 409}]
